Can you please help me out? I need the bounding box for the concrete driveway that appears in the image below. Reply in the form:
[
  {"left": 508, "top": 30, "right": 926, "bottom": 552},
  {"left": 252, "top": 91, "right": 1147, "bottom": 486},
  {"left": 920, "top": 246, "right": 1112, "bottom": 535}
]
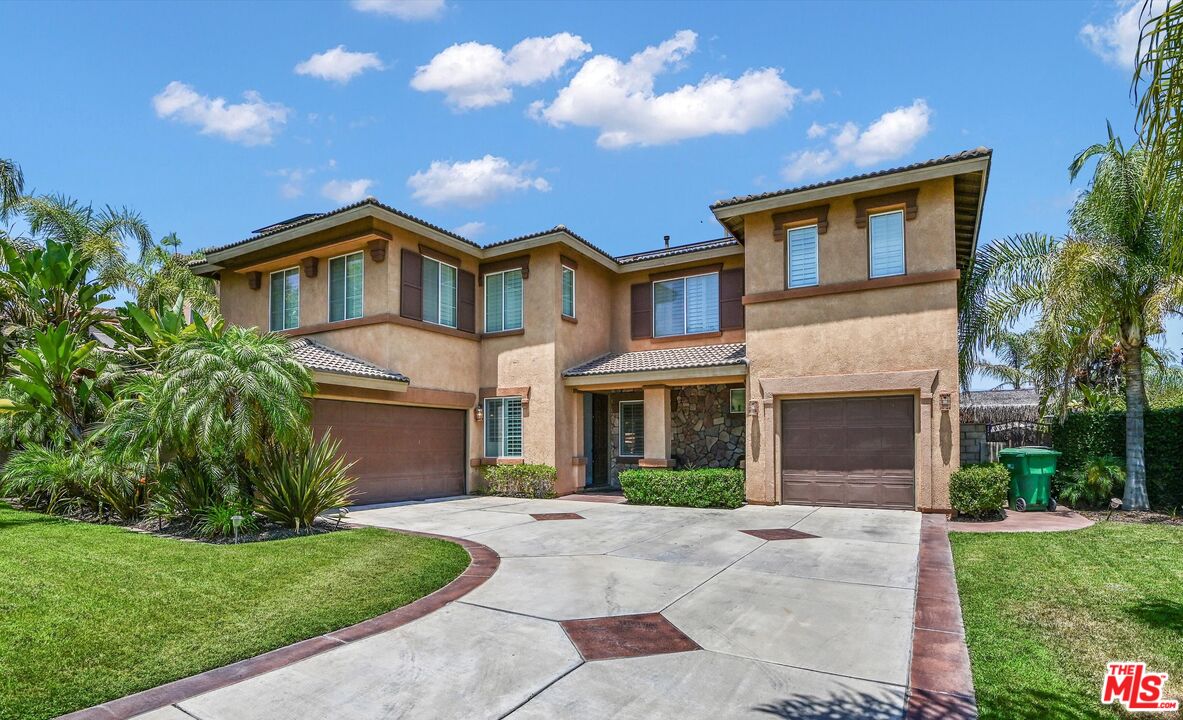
[{"left": 136, "top": 497, "right": 921, "bottom": 720}]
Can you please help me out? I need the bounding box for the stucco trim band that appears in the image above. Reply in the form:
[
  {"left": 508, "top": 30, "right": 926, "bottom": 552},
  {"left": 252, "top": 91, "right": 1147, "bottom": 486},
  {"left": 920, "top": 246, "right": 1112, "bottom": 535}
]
[
  {"left": 310, "top": 371, "right": 408, "bottom": 393},
  {"left": 743, "top": 269, "right": 960, "bottom": 305},
  {"left": 759, "top": 369, "right": 940, "bottom": 401},
  {"left": 281, "top": 313, "right": 479, "bottom": 342}
]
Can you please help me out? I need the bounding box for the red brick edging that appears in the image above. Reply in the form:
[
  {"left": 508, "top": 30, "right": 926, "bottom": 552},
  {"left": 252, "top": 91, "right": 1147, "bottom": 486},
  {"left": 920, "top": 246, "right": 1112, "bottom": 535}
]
[
  {"left": 58, "top": 529, "right": 500, "bottom": 720},
  {"left": 906, "top": 514, "right": 978, "bottom": 719}
]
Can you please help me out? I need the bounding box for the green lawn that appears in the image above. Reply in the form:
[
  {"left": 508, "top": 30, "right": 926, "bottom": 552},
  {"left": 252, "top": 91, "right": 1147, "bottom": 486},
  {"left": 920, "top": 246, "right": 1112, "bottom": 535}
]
[
  {"left": 951, "top": 523, "right": 1183, "bottom": 719},
  {"left": 0, "top": 504, "right": 470, "bottom": 720}
]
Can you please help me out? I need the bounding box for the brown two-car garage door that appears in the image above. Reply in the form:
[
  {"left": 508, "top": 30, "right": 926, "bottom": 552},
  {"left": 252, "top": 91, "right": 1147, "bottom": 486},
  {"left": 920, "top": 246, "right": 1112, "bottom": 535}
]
[
  {"left": 312, "top": 399, "right": 466, "bottom": 505},
  {"left": 780, "top": 395, "right": 915, "bottom": 509}
]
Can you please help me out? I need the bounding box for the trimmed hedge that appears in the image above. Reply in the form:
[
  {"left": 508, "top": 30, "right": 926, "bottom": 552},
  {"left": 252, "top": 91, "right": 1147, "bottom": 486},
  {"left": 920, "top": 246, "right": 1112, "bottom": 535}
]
[
  {"left": 619, "top": 468, "right": 745, "bottom": 509},
  {"left": 949, "top": 463, "right": 1009, "bottom": 519},
  {"left": 479, "top": 464, "right": 556, "bottom": 498},
  {"left": 1050, "top": 408, "right": 1183, "bottom": 511}
]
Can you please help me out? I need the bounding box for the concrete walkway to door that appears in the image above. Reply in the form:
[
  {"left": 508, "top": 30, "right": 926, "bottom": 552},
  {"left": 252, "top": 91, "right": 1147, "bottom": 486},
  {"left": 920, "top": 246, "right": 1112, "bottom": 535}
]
[{"left": 134, "top": 497, "right": 925, "bottom": 720}]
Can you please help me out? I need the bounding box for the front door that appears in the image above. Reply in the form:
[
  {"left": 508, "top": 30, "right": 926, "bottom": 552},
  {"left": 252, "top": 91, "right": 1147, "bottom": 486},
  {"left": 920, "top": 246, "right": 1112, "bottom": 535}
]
[{"left": 591, "top": 393, "right": 610, "bottom": 487}]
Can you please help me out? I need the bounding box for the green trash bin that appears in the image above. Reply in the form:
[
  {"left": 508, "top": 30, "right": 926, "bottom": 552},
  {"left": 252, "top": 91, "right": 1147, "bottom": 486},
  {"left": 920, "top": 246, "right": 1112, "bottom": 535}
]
[{"left": 998, "top": 447, "right": 1061, "bottom": 512}]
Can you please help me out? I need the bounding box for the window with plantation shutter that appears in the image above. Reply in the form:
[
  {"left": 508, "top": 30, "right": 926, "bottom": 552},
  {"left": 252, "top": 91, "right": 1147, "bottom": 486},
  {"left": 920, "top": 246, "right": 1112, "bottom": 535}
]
[
  {"left": 328, "top": 252, "right": 363, "bottom": 322},
  {"left": 269, "top": 267, "right": 299, "bottom": 331},
  {"left": 422, "top": 256, "right": 459, "bottom": 328},
  {"left": 787, "top": 225, "right": 819, "bottom": 288},
  {"left": 484, "top": 268, "right": 523, "bottom": 332},
  {"left": 652, "top": 272, "right": 719, "bottom": 337},
  {"left": 869, "top": 210, "right": 906, "bottom": 278},
  {"left": 618, "top": 400, "right": 644, "bottom": 457},
  {"left": 484, "top": 396, "right": 522, "bottom": 458}
]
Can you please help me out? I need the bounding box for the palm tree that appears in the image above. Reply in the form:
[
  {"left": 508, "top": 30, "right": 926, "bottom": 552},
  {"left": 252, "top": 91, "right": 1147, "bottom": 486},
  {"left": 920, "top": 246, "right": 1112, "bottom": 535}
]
[
  {"left": 1134, "top": 1, "right": 1183, "bottom": 257},
  {"left": 125, "top": 234, "right": 219, "bottom": 318},
  {"left": 18, "top": 194, "right": 151, "bottom": 290},
  {"left": 0, "top": 158, "right": 23, "bottom": 222},
  {"left": 964, "top": 132, "right": 1181, "bottom": 510}
]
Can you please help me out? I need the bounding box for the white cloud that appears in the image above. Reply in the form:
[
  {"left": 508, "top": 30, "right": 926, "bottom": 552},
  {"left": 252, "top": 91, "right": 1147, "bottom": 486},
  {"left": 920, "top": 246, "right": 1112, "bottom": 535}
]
[
  {"left": 782, "top": 99, "right": 933, "bottom": 182},
  {"left": 407, "top": 155, "right": 550, "bottom": 207},
  {"left": 529, "top": 30, "right": 798, "bottom": 149},
  {"left": 802, "top": 89, "right": 824, "bottom": 103},
  {"left": 295, "top": 46, "right": 384, "bottom": 84},
  {"left": 152, "top": 81, "right": 289, "bottom": 146},
  {"left": 453, "top": 221, "right": 487, "bottom": 238},
  {"left": 350, "top": 0, "right": 445, "bottom": 20},
  {"left": 273, "top": 168, "right": 313, "bottom": 199},
  {"left": 411, "top": 33, "right": 591, "bottom": 110},
  {"left": 321, "top": 178, "right": 375, "bottom": 204},
  {"left": 1081, "top": 1, "right": 1142, "bottom": 68}
]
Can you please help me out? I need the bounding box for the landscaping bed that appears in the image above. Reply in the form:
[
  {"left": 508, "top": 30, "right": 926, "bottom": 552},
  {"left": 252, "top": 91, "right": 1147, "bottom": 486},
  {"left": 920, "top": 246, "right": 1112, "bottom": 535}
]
[
  {"left": 0, "top": 503, "right": 470, "bottom": 720},
  {"left": 951, "top": 522, "right": 1183, "bottom": 719}
]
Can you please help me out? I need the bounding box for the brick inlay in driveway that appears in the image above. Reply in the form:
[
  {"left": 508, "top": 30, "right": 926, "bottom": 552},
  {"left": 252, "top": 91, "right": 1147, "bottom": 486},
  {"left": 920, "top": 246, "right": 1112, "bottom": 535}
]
[
  {"left": 530, "top": 512, "right": 585, "bottom": 521},
  {"left": 740, "top": 528, "right": 818, "bottom": 541},
  {"left": 560, "top": 613, "right": 701, "bottom": 660}
]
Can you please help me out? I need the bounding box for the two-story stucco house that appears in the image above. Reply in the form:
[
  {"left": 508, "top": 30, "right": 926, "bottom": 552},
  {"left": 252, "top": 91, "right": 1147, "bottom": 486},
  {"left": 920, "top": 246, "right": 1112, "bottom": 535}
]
[{"left": 193, "top": 147, "right": 990, "bottom": 512}]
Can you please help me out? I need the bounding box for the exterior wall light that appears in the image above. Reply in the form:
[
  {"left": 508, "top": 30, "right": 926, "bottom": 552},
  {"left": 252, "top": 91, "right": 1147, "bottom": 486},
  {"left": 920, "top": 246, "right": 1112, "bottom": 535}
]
[
  {"left": 747, "top": 400, "right": 760, "bottom": 417},
  {"left": 474, "top": 406, "right": 483, "bottom": 422},
  {"left": 939, "top": 392, "right": 952, "bottom": 413}
]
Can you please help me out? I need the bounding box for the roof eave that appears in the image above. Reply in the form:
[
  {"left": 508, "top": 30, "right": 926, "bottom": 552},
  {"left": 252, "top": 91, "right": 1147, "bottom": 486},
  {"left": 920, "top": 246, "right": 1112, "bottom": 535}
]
[
  {"left": 710, "top": 155, "right": 993, "bottom": 222},
  {"left": 311, "top": 370, "right": 410, "bottom": 392},
  {"left": 562, "top": 363, "right": 747, "bottom": 387},
  {"left": 206, "top": 204, "right": 478, "bottom": 267}
]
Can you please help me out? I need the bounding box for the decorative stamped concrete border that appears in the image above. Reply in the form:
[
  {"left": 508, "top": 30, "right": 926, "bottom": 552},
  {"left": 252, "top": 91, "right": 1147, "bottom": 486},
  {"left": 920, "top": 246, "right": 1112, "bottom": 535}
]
[
  {"left": 59, "top": 529, "right": 499, "bottom": 720},
  {"left": 906, "top": 514, "right": 978, "bottom": 720}
]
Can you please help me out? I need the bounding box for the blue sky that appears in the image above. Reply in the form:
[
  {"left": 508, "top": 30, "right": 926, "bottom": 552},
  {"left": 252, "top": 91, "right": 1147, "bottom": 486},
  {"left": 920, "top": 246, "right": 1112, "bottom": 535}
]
[{"left": 1, "top": 0, "right": 1171, "bottom": 381}]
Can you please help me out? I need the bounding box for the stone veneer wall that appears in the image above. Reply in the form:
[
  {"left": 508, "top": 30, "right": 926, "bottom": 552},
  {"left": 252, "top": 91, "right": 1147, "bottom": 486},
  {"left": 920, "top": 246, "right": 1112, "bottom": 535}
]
[
  {"left": 960, "top": 422, "right": 1004, "bottom": 465},
  {"left": 671, "top": 384, "right": 745, "bottom": 469},
  {"left": 605, "top": 384, "right": 746, "bottom": 486}
]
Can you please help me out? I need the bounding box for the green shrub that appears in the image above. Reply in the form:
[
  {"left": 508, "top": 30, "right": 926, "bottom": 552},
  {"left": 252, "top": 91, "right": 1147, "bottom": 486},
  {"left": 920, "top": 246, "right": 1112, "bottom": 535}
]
[
  {"left": 254, "top": 435, "right": 357, "bottom": 532},
  {"left": 194, "top": 500, "right": 259, "bottom": 539},
  {"left": 1051, "top": 408, "right": 1183, "bottom": 511},
  {"left": 950, "top": 463, "right": 1010, "bottom": 519},
  {"left": 480, "top": 464, "right": 556, "bottom": 498},
  {"left": 1058, "top": 455, "right": 1125, "bottom": 509},
  {"left": 0, "top": 444, "right": 89, "bottom": 514},
  {"left": 619, "top": 468, "right": 745, "bottom": 509}
]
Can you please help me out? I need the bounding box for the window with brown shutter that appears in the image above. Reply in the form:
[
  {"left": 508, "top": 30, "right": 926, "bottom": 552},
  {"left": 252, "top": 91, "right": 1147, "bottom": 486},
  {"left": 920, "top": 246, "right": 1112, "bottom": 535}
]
[
  {"left": 630, "top": 282, "right": 651, "bottom": 339},
  {"left": 400, "top": 249, "right": 422, "bottom": 320},
  {"left": 458, "top": 270, "right": 476, "bottom": 333},
  {"left": 720, "top": 267, "right": 744, "bottom": 329}
]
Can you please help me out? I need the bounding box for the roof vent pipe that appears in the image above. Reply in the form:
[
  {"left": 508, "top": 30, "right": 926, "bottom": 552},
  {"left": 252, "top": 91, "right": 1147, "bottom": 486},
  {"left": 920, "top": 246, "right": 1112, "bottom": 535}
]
[{"left": 663, "top": 235, "right": 670, "bottom": 248}]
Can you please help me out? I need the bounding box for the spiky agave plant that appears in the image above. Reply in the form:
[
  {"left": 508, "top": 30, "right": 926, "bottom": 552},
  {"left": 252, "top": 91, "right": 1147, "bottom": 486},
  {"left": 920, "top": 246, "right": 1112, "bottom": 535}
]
[{"left": 254, "top": 435, "right": 357, "bottom": 532}]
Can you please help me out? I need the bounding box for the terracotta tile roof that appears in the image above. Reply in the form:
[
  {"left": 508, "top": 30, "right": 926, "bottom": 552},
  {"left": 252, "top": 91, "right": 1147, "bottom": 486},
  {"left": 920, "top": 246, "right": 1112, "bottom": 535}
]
[
  {"left": 710, "top": 147, "right": 992, "bottom": 210},
  {"left": 484, "top": 224, "right": 617, "bottom": 262},
  {"left": 563, "top": 343, "right": 746, "bottom": 377},
  {"left": 290, "top": 337, "right": 409, "bottom": 383},
  {"left": 615, "top": 237, "right": 740, "bottom": 265},
  {"left": 203, "top": 197, "right": 479, "bottom": 256}
]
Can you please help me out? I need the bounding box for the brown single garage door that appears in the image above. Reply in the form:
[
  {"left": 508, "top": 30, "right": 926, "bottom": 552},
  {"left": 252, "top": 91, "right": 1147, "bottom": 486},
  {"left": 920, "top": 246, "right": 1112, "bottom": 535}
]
[
  {"left": 312, "top": 399, "right": 466, "bottom": 505},
  {"left": 780, "top": 395, "right": 915, "bottom": 509}
]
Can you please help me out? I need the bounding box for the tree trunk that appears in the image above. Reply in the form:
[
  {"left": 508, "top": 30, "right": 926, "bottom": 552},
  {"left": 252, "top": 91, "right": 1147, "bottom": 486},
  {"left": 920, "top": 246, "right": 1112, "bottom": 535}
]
[{"left": 1123, "top": 347, "right": 1150, "bottom": 510}]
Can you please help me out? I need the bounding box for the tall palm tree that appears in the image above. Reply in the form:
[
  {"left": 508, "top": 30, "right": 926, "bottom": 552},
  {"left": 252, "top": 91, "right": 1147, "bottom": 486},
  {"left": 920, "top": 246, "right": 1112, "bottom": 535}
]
[
  {"left": 1135, "top": 1, "right": 1183, "bottom": 258},
  {"left": 19, "top": 194, "right": 151, "bottom": 290},
  {"left": 964, "top": 132, "right": 1181, "bottom": 510},
  {"left": 0, "top": 158, "right": 23, "bottom": 222}
]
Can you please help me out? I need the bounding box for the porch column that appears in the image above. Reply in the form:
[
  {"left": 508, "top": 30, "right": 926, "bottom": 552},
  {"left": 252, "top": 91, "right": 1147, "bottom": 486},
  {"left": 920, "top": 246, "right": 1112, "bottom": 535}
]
[{"left": 641, "top": 385, "right": 672, "bottom": 468}]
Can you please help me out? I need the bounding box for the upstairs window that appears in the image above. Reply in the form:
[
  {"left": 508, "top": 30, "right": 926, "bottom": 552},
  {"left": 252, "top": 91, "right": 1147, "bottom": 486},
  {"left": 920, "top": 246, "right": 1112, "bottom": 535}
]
[
  {"left": 869, "top": 210, "right": 906, "bottom": 278},
  {"left": 653, "top": 272, "right": 719, "bottom": 337},
  {"left": 328, "top": 252, "right": 363, "bottom": 322},
  {"left": 422, "top": 255, "right": 458, "bottom": 328},
  {"left": 484, "top": 268, "right": 523, "bottom": 333},
  {"left": 484, "top": 396, "right": 522, "bottom": 458},
  {"left": 618, "top": 400, "right": 644, "bottom": 457},
  {"left": 787, "top": 225, "right": 819, "bottom": 288},
  {"left": 561, "top": 265, "right": 576, "bottom": 318},
  {"left": 269, "top": 267, "right": 300, "bottom": 331}
]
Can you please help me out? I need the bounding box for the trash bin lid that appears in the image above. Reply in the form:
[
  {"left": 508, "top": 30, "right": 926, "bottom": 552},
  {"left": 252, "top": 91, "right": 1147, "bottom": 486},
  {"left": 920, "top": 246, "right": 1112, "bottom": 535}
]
[{"left": 998, "top": 446, "right": 1061, "bottom": 457}]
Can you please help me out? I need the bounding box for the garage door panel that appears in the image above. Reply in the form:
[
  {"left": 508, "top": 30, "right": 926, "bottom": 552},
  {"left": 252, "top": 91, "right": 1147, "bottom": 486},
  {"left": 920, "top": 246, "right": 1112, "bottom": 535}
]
[
  {"left": 311, "top": 399, "right": 465, "bottom": 505},
  {"left": 780, "top": 395, "right": 916, "bottom": 510}
]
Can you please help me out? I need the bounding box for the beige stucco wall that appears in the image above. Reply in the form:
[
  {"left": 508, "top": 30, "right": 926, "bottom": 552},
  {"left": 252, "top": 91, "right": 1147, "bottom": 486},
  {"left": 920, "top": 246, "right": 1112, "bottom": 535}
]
[
  {"left": 740, "top": 177, "right": 960, "bottom": 509},
  {"left": 610, "top": 254, "right": 746, "bottom": 352}
]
